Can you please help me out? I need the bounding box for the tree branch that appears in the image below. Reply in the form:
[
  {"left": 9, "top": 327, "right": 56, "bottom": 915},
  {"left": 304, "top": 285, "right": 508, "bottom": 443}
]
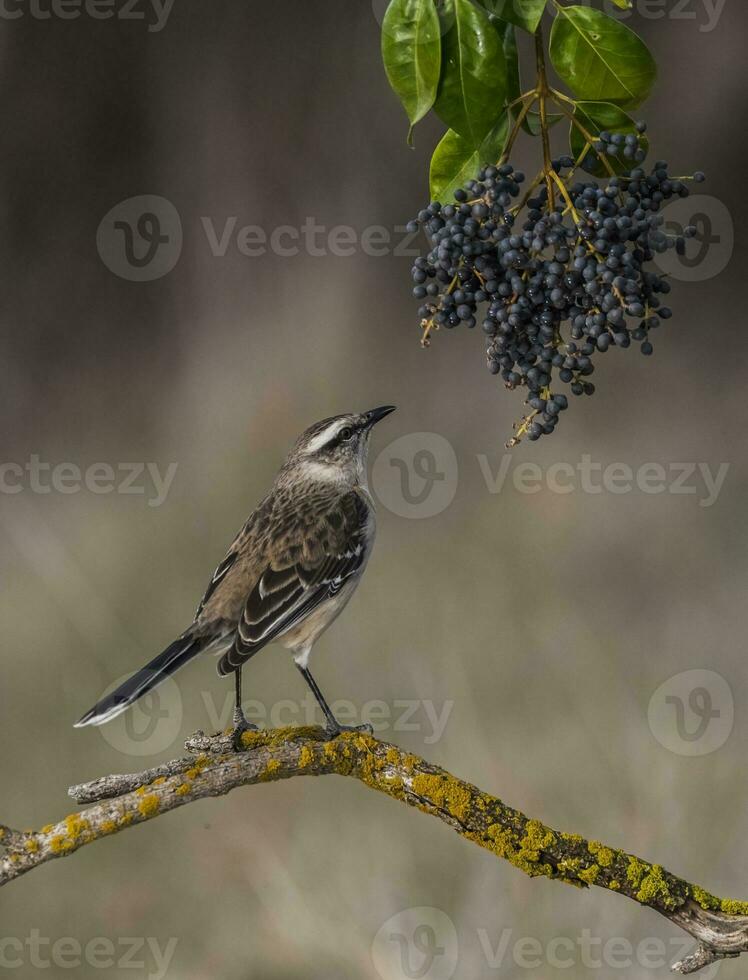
[{"left": 2, "top": 726, "right": 746, "bottom": 974}]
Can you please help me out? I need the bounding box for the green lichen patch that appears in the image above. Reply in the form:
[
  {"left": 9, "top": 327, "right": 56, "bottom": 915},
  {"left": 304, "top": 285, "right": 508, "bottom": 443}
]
[
  {"left": 578, "top": 863, "right": 600, "bottom": 885},
  {"left": 588, "top": 840, "right": 616, "bottom": 867},
  {"left": 690, "top": 885, "right": 748, "bottom": 917}
]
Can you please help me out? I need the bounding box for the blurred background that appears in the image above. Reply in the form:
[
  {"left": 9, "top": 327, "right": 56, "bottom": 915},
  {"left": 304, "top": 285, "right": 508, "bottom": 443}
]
[{"left": 0, "top": 2, "right": 746, "bottom": 977}]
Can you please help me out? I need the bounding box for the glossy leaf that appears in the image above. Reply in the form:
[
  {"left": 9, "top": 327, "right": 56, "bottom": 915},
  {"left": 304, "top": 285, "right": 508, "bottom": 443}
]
[
  {"left": 434, "top": 0, "right": 507, "bottom": 147},
  {"left": 610, "top": 0, "right": 632, "bottom": 8},
  {"left": 430, "top": 113, "right": 509, "bottom": 201},
  {"left": 549, "top": 6, "right": 656, "bottom": 110},
  {"left": 502, "top": 20, "right": 520, "bottom": 104},
  {"left": 569, "top": 101, "right": 649, "bottom": 176},
  {"left": 477, "top": 0, "right": 546, "bottom": 35},
  {"left": 381, "top": 0, "right": 442, "bottom": 132}
]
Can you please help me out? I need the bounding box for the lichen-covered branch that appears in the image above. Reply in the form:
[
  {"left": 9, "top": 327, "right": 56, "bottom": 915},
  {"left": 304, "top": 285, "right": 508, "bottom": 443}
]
[{"left": 2, "top": 727, "right": 747, "bottom": 974}]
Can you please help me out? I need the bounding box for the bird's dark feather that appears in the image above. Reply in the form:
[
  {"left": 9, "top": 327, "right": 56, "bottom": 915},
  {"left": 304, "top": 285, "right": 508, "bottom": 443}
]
[{"left": 217, "top": 491, "right": 369, "bottom": 674}]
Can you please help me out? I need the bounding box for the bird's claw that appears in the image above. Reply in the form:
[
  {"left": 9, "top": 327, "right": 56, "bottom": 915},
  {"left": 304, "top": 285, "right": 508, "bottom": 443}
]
[
  {"left": 323, "top": 722, "right": 374, "bottom": 739},
  {"left": 231, "top": 719, "right": 258, "bottom": 751}
]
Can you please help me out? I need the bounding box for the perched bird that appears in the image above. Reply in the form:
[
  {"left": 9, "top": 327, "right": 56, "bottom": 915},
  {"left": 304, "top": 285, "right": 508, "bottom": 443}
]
[{"left": 74, "top": 406, "right": 396, "bottom": 744}]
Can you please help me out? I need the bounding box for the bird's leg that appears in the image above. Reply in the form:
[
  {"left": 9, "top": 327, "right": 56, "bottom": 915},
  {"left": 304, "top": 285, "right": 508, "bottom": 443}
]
[
  {"left": 296, "top": 665, "right": 373, "bottom": 738},
  {"left": 231, "top": 667, "right": 257, "bottom": 750}
]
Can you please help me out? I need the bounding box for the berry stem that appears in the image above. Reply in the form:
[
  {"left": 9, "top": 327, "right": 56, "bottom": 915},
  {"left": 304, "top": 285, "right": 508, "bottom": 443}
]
[
  {"left": 549, "top": 168, "right": 580, "bottom": 222},
  {"left": 549, "top": 92, "right": 618, "bottom": 179},
  {"left": 507, "top": 89, "right": 538, "bottom": 110},
  {"left": 534, "top": 23, "right": 556, "bottom": 209},
  {"left": 499, "top": 91, "right": 538, "bottom": 165}
]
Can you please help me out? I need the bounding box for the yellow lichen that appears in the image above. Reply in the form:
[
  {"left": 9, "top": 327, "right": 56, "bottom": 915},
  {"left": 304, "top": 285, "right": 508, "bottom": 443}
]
[
  {"left": 626, "top": 856, "right": 647, "bottom": 889},
  {"left": 578, "top": 863, "right": 600, "bottom": 885},
  {"left": 588, "top": 840, "right": 616, "bottom": 867},
  {"left": 175, "top": 783, "right": 191, "bottom": 796},
  {"left": 410, "top": 773, "right": 474, "bottom": 824},
  {"left": 633, "top": 864, "right": 677, "bottom": 909},
  {"left": 519, "top": 820, "right": 556, "bottom": 861},
  {"left": 478, "top": 821, "right": 555, "bottom": 879},
  {"left": 691, "top": 886, "right": 748, "bottom": 916},
  {"left": 137, "top": 794, "right": 160, "bottom": 818}
]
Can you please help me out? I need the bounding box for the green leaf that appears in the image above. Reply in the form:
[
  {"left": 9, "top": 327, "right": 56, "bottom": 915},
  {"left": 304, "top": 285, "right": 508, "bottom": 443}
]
[
  {"left": 477, "top": 0, "right": 547, "bottom": 35},
  {"left": 434, "top": 0, "right": 507, "bottom": 147},
  {"left": 502, "top": 20, "right": 520, "bottom": 104},
  {"left": 569, "top": 101, "right": 649, "bottom": 176},
  {"left": 430, "top": 113, "right": 509, "bottom": 200},
  {"left": 381, "top": 0, "right": 442, "bottom": 133},
  {"left": 610, "top": 0, "right": 632, "bottom": 8},
  {"left": 549, "top": 6, "right": 656, "bottom": 110}
]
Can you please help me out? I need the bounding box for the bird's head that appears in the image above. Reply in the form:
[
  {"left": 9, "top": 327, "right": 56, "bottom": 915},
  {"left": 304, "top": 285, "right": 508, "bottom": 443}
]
[{"left": 284, "top": 406, "right": 396, "bottom": 488}]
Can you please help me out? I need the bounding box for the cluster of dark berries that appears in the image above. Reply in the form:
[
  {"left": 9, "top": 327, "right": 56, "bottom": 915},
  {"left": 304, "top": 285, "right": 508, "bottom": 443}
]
[
  {"left": 585, "top": 119, "right": 648, "bottom": 167},
  {"left": 408, "top": 152, "right": 705, "bottom": 444}
]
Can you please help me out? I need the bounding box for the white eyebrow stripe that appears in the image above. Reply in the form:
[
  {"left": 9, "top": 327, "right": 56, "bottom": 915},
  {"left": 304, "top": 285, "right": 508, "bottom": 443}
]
[{"left": 304, "top": 420, "right": 348, "bottom": 454}]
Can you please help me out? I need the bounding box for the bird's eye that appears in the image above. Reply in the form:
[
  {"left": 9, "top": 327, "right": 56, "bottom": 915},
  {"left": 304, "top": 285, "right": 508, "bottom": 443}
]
[{"left": 339, "top": 426, "right": 354, "bottom": 441}]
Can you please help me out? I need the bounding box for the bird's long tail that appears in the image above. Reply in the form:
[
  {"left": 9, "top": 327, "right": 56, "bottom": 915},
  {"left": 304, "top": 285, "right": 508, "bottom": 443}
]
[{"left": 73, "top": 631, "right": 205, "bottom": 727}]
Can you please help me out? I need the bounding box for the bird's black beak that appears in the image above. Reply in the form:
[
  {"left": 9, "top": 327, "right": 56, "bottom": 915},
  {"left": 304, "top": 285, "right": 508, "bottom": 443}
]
[{"left": 364, "top": 405, "right": 396, "bottom": 428}]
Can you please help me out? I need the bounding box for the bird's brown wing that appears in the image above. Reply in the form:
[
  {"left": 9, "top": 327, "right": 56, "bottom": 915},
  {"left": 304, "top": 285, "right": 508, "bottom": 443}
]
[
  {"left": 217, "top": 491, "right": 370, "bottom": 675},
  {"left": 195, "top": 549, "right": 240, "bottom": 620}
]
